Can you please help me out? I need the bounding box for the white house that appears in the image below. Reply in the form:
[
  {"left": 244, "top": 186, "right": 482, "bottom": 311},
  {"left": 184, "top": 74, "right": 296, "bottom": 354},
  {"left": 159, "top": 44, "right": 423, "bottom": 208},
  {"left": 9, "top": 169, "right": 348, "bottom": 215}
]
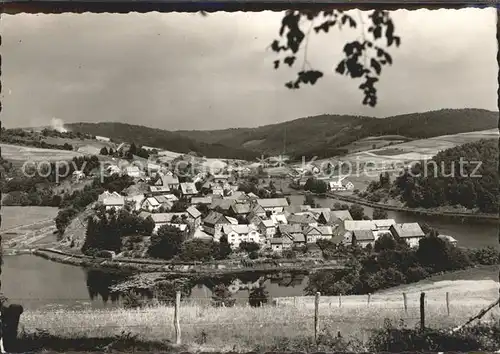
[
  {"left": 328, "top": 176, "right": 354, "bottom": 191},
  {"left": 389, "top": 223, "right": 425, "bottom": 248},
  {"left": 95, "top": 136, "right": 110, "bottom": 142},
  {"left": 155, "top": 175, "right": 180, "bottom": 189},
  {"left": 303, "top": 226, "right": 334, "bottom": 243},
  {"left": 98, "top": 191, "right": 122, "bottom": 203},
  {"left": 102, "top": 194, "right": 125, "bottom": 211},
  {"left": 141, "top": 197, "right": 162, "bottom": 212},
  {"left": 72, "top": 170, "right": 85, "bottom": 182},
  {"left": 269, "top": 236, "right": 293, "bottom": 252},
  {"left": 258, "top": 219, "right": 276, "bottom": 239},
  {"left": 270, "top": 213, "right": 288, "bottom": 226},
  {"left": 149, "top": 185, "right": 171, "bottom": 195},
  {"left": 180, "top": 182, "right": 198, "bottom": 199},
  {"left": 150, "top": 212, "right": 189, "bottom": 233},
  {"left": 124, "top": 166, "right": 143, "bottom": 178},
  {"left": 221, "top": 224, "right": 261, "bottom": 249},
  {"left": 256, "top": 198, "right": 289, "bottom": 214}
]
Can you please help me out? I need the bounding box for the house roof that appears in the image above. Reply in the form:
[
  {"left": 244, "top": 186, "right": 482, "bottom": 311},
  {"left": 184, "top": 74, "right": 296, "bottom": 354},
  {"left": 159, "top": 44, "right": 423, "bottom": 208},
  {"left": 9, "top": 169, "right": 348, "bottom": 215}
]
[
  {"left": 186, "top": 206, "right": 202, "bottom": 219},
  {"left": 145, "top": 197, "right": 161, "bottom": 206},
  {"left": 154, "top": 195, "right": 170, "bottom": 204},
  {"left": 139, "top": 211, "right": 151, "bottom": 219},
  {"left": 278, "top": 224, "right": 302, "bottom": 235},
  {"left": 222, "top": 224, "right": 257, "bottom": 235},
  {"left": 261, "top": 219, "right": 275, "bottom": 228},
  {"left": 203, "top": 211, "right": 228, "bottom": 226},
  {"left": 102, "top": 195, "right": 125, "bottom": 206},
  {"left": 344, "top": 219, "right": 395, "bottom": 231},
  {"left": 269, "top": 237, "right": 293, "bottom": 245},
  {"left": 374, "top": 219, "right": 396, "bottom": 228},
  {"left": 330, "top": 210, "right": 353, "bottom": 221},
  {"left": 270, "top": 213, "right": 288, "bottom": 225},
  {"left": 231, "top": 203, "right": 251, "bottom": 215},
  {"left": 353, "top": 229, "right": 375, "bottom": 241},
  {"left": 151, "top": 212, "right": 188, "bottom": 223},
  {"left": 304, "top": 225, "right": 334, "bottom": 236},
  {"left": 292, "top": 233, "right": 306, "bottom": 243},
  {"left": 191, "top": 196, "right": 213, "bottom": 205},
  {"left": 251, "top": 203, "right": 267, "bottom": 214},
  {"left": 159, "top": 175, "right": 180, "bottom": 185},
  {"left": 210, "top": 198, "right": 234, "bottom": 210},
  {"left": 247, "top": 192, "right": 258, "bottom": 198},
  {"left": 226, "top": 216, "right": 239, "bottom": 225},
  {"left": 180, "top": 182, "right": 198, "bottom": 195},
  {"left": 150, "top": 185, "right": 171, "bottom": 193},
  {"left": 256, "top": 198, "right": 289, "bottom": 208},
  {"left": 391, "top": 223, "right": 425, "bottom": 238},
  {"left": 287, "top": 214, "right": 316, "bottom": 224}
]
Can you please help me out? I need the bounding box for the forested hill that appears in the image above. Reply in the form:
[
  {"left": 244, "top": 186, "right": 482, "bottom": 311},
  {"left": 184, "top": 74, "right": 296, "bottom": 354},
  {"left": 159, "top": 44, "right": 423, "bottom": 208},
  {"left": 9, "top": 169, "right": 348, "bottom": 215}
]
[
  {"left": 65, "top": 122, "right": 260, "bottom": 160},
  {"left": 393, "top": 138, "right": 499, "bottom": 214},
  {"left": 176, "top": 108, "right": 498, "bottom": 158}
]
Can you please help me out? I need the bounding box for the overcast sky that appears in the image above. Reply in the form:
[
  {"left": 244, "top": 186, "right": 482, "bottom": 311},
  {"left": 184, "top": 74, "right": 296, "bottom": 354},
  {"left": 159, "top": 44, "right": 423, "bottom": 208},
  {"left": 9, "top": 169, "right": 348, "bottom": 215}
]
[{"left": 0, "top": 9, "right": 497, "bottom": 131}]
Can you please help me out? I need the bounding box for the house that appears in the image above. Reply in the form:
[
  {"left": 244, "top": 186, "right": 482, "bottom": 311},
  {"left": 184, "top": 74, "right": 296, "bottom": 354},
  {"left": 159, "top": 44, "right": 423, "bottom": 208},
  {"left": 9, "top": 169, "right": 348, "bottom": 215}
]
[
  {"left": 255, "top": 198, "right": 289, "bottom": 214},
  {"left": 126, "top": 194, "right": 145, "bottom": 211},
  {"left": 155, "top": 175, "right": 180, "bottom": 189},
  {"left": 349, "top": 229, "right": 376, "bottom": 248},
  {"left": 193, "top": 227, "right": 213, "bottom": 241},
  {"left": 102, "top": 194, "right": 125, "bottom": 211},
  {"left": 213, "top": 174, "right": 231, "bottom": 184},
  {"left": 258, "top": 219, "right": 276, "bottom": 238},
  {"left": 154, "top": 195, "right": 174, "bottom": 210},
  {"left": 247, "top": 192, "right": 259, "bottom": 200},
  {"left": 287, "top": 213, "right": 318, "bottom": 227},
  {"left": 316, "top": 210, "right": 353, "bottom": 225},
  {"left": 203, "top": 211, "right": 232, "bottom": 236},
  {"left": 124, "top": 165, "right": 143, "bottom": 178},
  {"left": 250, "top": 203, "right": 267, "bottom": 217},
  {"left": 328, "top": 176, "right": 355, "bottom": 191},
  {"left": 149, "top": 185, "right": 171, "bottom": 196},
  {"left": 247, "top": 211, "right": 263, "bottom": 226},
  {"left": 269, "top": 236, "right": 293, "bottom": 252},
  {"left": 95, "top": 136, "right": 110, "bottom": 142},
  {"left": 186, "top": 206, "right": 202, "bottom": 229},
  {"left": 438, "top": 234, "right": 458, "bottom": 246},
  {"left": 221, "top": 224, "right": 262, "bottom": 249},
  {"left": 180, "top": 182, "right": 198, "bottom": 199},
  {"left": 270, "top": 213, "right": 288, "bottom": 226},
  {"left": 150, "top": 212, "right": 189, "bottom": 233},
  {"left": 147, "top": 163, "right": 161, "bottom": 175},
  {"left": 303, "top": 226, "right": 334, "bottom": 243},
  {"left": 191, "top": 196, "right": 213, "bottom": 206},
  {"left": 105, "top": 164, "right": 122, "bottom": 176},
  {"left": 277, "top": 224, "right": 304, "bottom": 245},
  {"left": 209, "top": 198, "right": 235, "bottom": 212},
  {"left": 72, "top": 170, "right": 85, "bottom": 182},
  {"left": 141, "top": 197, "right": 162, "bottom": 212},
  {"left": 98, "top": 191, "right": 122, "bottom": 203},
  {"left": 226, "top": 216, "right": 239, "bottom": 225},
  {"left": 390, "top": 223, "right": 425, "bottom": 248}
]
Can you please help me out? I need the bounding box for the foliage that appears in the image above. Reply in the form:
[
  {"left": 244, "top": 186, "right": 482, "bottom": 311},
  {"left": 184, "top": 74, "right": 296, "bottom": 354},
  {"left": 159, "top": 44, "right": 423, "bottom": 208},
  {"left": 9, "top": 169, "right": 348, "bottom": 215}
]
[
  {"left": 216, "top": 235, "right": 232, "bottom": 260},
  {"left": 304, "top": 177, "right": 328, "bottom": 194},
  {"left": 147, "top": 225, "right": 185, "bottom": 260},
  {"left": 373, "top": 208, "right": 388, "bottom": 219},
  {"left": 270, "top": 10, "right": 401, "bottom": 107},
  {"left": 248, "top": 286, "right": 269, "bottom": 307},
  {"left": 393, "top": 139, "right": 498, "bottom": 213},
  {"left": 466, "top": 246, "right": 500, "bottom": 265},
  {"left": 211, "top": 284, "right": 236, "bottom": 308},
  {"left": 239, "top": 241, "right": 261, "bottom": 254},
  {"left": 179, "top": 239, "right": 217, "bottom": 262},
  {"left": 348, "top": 203, "right": 366, "bottom": 220},
  {"left": 332, "top": 202, "right": 350, "bottom": 210}
]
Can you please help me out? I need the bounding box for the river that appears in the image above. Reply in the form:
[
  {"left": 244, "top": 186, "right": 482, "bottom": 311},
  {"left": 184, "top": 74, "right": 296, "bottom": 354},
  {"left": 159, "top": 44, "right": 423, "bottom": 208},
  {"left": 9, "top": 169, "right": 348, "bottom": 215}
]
[{"left": 0, "top": 197, "right": 498, "bottom": 311}]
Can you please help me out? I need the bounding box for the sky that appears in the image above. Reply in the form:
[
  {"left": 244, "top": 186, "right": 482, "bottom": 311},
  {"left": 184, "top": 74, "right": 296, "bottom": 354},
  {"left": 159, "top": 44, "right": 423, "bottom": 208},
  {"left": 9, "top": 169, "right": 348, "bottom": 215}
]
[{"left": 0, "top": 9, "right": 497, "bottom": 131}]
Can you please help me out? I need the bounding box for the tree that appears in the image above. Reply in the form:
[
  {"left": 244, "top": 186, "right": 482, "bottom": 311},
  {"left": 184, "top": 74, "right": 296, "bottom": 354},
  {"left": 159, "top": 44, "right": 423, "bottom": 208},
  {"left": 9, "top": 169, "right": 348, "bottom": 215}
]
[
  {"left": 211, "top": 284, "right": 236, "bottom": 308},
  {"left": 217, "top": 235, "right": 232, "bottom": 260},
  {"left": 99, "top": 147, "right": 108, "bottom": 155},
  {"left": 239, "top": 241, "right": 260, "bottom": 254},
  {"left": 271, "top": 10, "right": 401, "bottom": 107},
  {"left": 148, "top": 225, "right": 185, "bottom": 260},
  {"left": 373, "top": 233, "right": 396, "bottom": 252},
  {"left": 372, "top": 208, "right": 388, "bottom": 220},
  {"left": 180, "top": 239, "right": 216, "bottom": 261},
  {"left": 248, "top": 286, "right": 269, "bottom": 307},
  {"left": 349, "top": 203, "right": 365, "bottom": 220}
]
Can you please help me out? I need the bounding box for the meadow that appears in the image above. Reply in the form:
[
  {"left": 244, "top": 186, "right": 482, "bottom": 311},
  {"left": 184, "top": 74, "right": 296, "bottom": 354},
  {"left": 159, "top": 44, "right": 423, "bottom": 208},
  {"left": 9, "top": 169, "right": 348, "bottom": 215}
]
[
  {"left": 0, "top": 143, "right": 85, "bottom": 162},
  {"left": 19, "top": 279, "right": 499, "bottom": 351}
]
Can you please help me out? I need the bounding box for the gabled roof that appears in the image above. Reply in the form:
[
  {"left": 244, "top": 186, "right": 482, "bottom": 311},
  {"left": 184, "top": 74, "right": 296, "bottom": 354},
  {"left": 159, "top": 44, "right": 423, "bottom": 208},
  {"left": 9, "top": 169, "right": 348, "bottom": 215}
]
[
  {"left": 186, "top": 206, "right": 202, "bottom": 219},
  {"left": 231, "top": 203, "right": 251, "bottom": 215},
  {"left": 261, "top": 219, "right": 275, "bottom": 228},
  {"left": 210, "top": 198, "right": 234, "bottom": 210},
  {"left": 103, "top": 195, "right": 125, "bottom": 206},
  {"left": 222, "top": 224, "right": 258, "bottom": 235},
  {"left": 180, "top": 182, "right": 198, "bottom": 195},
  {"left": 226, "top": 216, "right": 239, "bottom": 225},
  {"left": 191, "top": 196, "right": 213, "bottom": 205},
  {"left": 391, "top": 223, "right": 425, "bottom": 238},
  {"left": 139, "top": 211, "right": 151, "bottom": 219},
  {"left": 256, "top": 198, "right": 289, "bottom": 208},
  {"left": 353, "top": 229, "right": 375, "bottom": 241},
  {"left": 154, "top": 195, "right": 171, "bottom": 204},
  {"left": 287, "top": 214, "right": 316, "bottom": 224},
  {"left": 269, "top": 236, "right": 293, "bottom": 245},
  {"left": 374, "top": 219, "right": 396, "bottom": 228},
  {"left": 159, "top": 175, "right": 180, "bottom": 185},
  {"left": 203, "top": 211, "right": 229, "bottom": 226},
  {"left": 304, "top": 225, "right": 333, "bottom": 236},
  {"left": 145, "top": 197, "right": 161, "bottom": 206},
  {"left": 344, "top": 219, "right": 395, "bottom": 231},
  {"left": 251, "top": 203, "right": 267, "bottom": 214},
  {"left": 330, "top": 210, "right": 353, "bottom": 221},
  {"left": 149, "top": 185, "right": 171, "bottom": 193},
  {"left": 270, "top": 213, "right": 288, "bottom": 225},
  {"left": 247, "top": 192, "right": 258, "bottom": 199}
]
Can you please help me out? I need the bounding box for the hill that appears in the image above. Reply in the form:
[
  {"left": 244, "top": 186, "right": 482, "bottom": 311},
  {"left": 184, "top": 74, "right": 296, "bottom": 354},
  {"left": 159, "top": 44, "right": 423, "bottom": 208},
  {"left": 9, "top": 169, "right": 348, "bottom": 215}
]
[
  {"left": 176, "top": 109, "right": 498, "bottom": 159},
  {"left": 65, "top": 122, "right": 261, "bottom": 161}
]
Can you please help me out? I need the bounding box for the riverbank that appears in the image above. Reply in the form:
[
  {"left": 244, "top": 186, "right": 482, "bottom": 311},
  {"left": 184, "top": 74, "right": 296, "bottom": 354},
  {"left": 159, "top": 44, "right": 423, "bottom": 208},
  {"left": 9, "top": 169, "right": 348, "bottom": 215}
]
[
  {"left": 33, "top": 248, "right": 345, "bottom": 275},
  {"left": 325, "top": 192, "right": 498, "bottom": 223}
]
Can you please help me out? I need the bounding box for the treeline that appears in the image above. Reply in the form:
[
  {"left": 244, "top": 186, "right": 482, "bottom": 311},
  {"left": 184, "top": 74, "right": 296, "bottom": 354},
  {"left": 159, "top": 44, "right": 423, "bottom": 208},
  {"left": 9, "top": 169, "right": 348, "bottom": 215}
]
[
  {"left": 308, "top": 233, "right": 499, "bottom": 296},
  {"left": 55, "top": 174, "right": 134, "bottom": 235},
  {"left": 393, "top": 139, "right": 498, "bottom": 213},
  {"left": 0, "top": 128, "right": 75, "bottom": 151}
]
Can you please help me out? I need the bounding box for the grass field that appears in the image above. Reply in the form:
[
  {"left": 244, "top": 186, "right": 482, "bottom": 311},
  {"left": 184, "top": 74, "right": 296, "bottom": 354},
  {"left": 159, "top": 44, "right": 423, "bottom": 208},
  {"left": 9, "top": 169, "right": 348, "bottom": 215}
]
[
  {"left": 1, "top": 144, "right": 85, "bottom": 162},
  {"left": 19, "top": 279, "right": 499, "bottom": 351}
]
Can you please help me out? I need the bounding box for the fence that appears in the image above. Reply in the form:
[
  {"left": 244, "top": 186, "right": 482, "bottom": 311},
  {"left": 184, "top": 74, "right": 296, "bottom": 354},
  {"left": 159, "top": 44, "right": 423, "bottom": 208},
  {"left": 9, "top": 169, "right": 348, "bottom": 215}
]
[{"left": 16, "top": 291, "right": 500, "bottom": 347}]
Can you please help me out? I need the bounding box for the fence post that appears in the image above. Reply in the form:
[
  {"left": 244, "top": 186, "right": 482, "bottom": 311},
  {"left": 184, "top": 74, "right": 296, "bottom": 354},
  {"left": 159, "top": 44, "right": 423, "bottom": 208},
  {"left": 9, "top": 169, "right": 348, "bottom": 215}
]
[
  {"left": 339, "top": 293, "right": 342, "bottom": 308},
  {"left": 403, "top": 292, "right": 408, "bottom": 314},
  {"left": 314, "top": 292, "right": 320, "bottom": 343},
  {"left": 174, "top": 291, "right": 181, "bottom": 345},
  {"left": 446, "top": 292, "right": 450, "bottom": 316},
  {"left": 420, "top": 292, "right": 425, "bottom": 331},
  {"left": 294, "top": 296, "right": 297, "bottom": 307},
  {"left": 367, "top": 293, "right": 371, "bottom": 306}
]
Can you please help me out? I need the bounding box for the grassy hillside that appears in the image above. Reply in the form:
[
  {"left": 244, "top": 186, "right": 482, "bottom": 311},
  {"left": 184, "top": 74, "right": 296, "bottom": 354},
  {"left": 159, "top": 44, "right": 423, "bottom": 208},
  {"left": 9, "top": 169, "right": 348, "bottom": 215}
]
[
  {"left": 177, "top": 109, "right": 498, "bottom": 158},
  {"left": 66, "top": 122, "right": 261, "bottom": 161}
]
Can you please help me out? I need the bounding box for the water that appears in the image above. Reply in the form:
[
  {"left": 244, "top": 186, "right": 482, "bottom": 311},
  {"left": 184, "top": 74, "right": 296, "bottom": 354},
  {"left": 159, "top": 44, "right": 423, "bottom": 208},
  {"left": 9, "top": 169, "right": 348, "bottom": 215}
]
[{"left": 288, "top": 194, "right": 498, "bottom": 249}]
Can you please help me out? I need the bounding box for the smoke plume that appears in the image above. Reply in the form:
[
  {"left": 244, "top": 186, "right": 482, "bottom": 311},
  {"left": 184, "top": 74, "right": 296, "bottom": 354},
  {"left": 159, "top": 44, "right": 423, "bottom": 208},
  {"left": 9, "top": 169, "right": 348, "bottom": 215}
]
[{"left": 50, "top": 118, "right": 68, "bottom": 133}]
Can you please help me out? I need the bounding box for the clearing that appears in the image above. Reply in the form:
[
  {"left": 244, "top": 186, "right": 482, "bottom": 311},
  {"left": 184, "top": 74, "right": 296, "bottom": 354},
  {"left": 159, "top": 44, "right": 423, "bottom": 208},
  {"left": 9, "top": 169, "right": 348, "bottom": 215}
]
[{"left": 0, "top": 144, "right": 85, "bottom": 162}]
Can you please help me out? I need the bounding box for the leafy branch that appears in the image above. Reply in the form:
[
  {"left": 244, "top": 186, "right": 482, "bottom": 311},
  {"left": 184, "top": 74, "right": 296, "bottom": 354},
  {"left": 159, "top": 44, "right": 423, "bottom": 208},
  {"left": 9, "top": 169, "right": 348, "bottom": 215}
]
[{"left": 271, "top": 10, "right": 401, "bottom": 107}]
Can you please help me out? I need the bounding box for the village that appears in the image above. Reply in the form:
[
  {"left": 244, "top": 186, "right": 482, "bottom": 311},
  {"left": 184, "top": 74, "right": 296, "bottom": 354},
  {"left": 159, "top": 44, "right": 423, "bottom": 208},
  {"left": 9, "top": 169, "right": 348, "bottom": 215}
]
[{"left": 72, "top": 140, "right": 431, "bottom": 260}]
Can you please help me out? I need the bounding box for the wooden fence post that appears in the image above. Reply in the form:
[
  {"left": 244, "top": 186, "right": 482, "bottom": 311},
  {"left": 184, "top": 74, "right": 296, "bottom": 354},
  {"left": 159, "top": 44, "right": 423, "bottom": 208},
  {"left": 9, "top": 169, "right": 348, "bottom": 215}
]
[
  {"left": 446, "top": 292, "right": 450, "bottom": 316},
  {"left": 294, "top": 296, "right": 296, "bottom": 307},
  {"left": 367, "top": 293, "right": 371, "bottom": 306},
  {"left": 420, "top": 292, "right": 425, "bottom": 331},
  {"left": 174, "top": 291, "right": 181, "bottom": 345},
  {"left": 339, "top": 293, "right": 342, "bottom": 308},
  {"left": 314, "top": 292, "right": 320, "bottom": 343},
  {"left": 403, "top": 292, "right": 408, "bottom": 314}
]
